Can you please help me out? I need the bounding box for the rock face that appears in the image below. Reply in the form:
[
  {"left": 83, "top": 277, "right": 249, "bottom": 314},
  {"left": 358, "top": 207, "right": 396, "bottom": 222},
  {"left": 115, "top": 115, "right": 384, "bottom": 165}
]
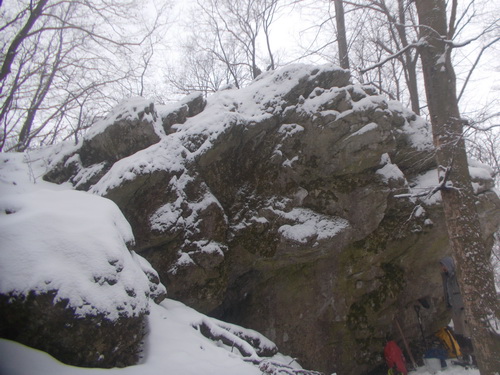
[
  {"left": 44, "top": 98, "right": 162, "bottom": 191},
  {"left": 43, "top": 64, "right": 500, "bottom": 374}
]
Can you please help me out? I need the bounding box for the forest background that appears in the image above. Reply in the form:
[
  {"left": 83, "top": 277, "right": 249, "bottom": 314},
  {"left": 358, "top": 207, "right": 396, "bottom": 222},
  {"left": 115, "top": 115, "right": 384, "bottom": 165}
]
[{"left": 0, "top": 0, "right": 498, "bottom": 161}]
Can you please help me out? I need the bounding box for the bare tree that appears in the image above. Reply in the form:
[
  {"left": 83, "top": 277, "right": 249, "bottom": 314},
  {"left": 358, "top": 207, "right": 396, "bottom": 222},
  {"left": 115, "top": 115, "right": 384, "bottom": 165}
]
[
  {"left": 415, "top": 0, "right": 500, "bottom": 373},
  {"left": 0, "top": 0, "right": 171, "bottom": 151},
  {"left": 346, "top": 0, "right": 421, "bottom": 114},
  {"left": 165, "top": 39, "right": 234, "bottom": 96},
  {"left": 169, "top": 0, "right": 282, "bottom": 94},
  {"left": 334, "top": 0, "right": 350, "bottom": 70},
  {"left": 261, "top": 0, "right": 279, "bottom": 71},
  {"left": 292, "top": 1, "right": 351, "bottom": 67},
  {"left": 0, "top": 0, "right": 48, "bottom": 84}
]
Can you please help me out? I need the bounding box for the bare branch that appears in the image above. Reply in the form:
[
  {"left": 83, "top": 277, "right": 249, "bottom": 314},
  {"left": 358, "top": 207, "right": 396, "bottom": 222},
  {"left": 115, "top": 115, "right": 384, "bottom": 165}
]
[
  {"left": 0, "top": 0, "right": 49, "bottom": 84},
  {"left": 359, "top": 40, "right": 423, "bottom": 74},
  {"left": 457, "top": 36, "right": 500, "bottom": 103}
]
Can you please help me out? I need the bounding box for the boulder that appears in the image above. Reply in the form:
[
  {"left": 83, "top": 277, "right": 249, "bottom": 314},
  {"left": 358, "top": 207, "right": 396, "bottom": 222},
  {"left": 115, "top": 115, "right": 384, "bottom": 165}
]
[
  {"left": 0, "top": 291, "right": 146, "bottom": 368},
  {"left": 44, "top": 98, "right": 162, "bottom": 190},
  {"left": 0, "top": 187, "right": 166, "bottom": 368},
  {"left": 43, "top": 64, "right": 500, "bottom": 374},
  {"left": 158, "top": 92, "right": 207, "bottom": 133}
]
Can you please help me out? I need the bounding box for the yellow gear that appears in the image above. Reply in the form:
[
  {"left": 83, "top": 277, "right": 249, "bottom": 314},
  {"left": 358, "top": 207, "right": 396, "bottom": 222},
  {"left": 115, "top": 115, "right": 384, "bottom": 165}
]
[{"left": 435, "top": 327, "right": 462, "bottom": 358}]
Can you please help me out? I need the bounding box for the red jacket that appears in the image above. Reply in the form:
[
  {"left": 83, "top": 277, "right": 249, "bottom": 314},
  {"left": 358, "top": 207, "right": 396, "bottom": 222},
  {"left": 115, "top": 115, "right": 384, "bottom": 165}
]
[{"left": 384, "top": 341, "right": 408, "bottom": 375}]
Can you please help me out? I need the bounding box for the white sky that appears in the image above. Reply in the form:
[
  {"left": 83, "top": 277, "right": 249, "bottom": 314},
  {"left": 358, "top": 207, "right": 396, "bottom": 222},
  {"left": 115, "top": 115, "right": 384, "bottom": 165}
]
[{"left": 161, "top": 0, "right": 499, "bottom": 121}]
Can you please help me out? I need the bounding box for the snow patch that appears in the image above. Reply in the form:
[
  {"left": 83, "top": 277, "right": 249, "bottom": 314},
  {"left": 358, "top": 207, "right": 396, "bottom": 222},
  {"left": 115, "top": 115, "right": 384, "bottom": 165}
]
[
  {"left": 347, "top": 122, "right": 378, "bottom": 139},
  {"left": 377, "top": 163, "right": 405, "bottom": 183},
  {"left": 278, "top": 123, "right": 304, "bottom": 138},
  {"left": 388, "top": 100, "right": 433, "bottom": 151},
  {"left": 410, "top": 169, "right": 442, "bottom": 205},
  {"left": 283, "top": 156, "right": 299, "bottom": 168},
  {"left": 275, "top": 208, "right": 349, "bottom": 243}
]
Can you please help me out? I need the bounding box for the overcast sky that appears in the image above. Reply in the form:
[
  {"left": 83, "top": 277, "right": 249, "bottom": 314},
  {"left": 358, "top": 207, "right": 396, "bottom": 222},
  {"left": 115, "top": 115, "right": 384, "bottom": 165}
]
[{"left": 160, "top": 0, "right": 498, "bottom": 122}]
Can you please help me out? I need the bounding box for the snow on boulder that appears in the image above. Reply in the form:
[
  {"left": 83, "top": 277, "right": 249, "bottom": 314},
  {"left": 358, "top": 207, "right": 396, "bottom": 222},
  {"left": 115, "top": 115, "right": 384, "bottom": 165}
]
[
  {"left": 80, "top": 97, "right": 162, "bottom": 166},
  {"left": 468, "top": 158, "right": 496, "bottom": 194},
  {"left": 44, "top": 97, "right": 162, "bottom": 191},
  {"left": 0, "top": 155, "right": 166, "bottom": 368},
  {"left": 157, "top": 92, "right": 207, "bottom": 133}
]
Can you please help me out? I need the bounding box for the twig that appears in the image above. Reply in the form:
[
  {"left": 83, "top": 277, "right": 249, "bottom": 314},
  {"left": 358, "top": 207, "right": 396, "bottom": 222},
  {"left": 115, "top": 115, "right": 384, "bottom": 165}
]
[
  {"left": 360, "top": 41, "right": 423, "bottom": 74},
  {"left": 24, "top": 151, "right": 37, "bottom": 184},
  {"left": 457, "top": 36, "right": 500, "bottom": 103}
]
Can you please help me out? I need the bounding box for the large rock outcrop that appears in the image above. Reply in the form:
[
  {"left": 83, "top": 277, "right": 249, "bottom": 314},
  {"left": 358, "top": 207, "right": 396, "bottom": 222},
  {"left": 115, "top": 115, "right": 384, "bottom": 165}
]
[{"left": 43, "top": 64, "right": 500, "bottom": 374}]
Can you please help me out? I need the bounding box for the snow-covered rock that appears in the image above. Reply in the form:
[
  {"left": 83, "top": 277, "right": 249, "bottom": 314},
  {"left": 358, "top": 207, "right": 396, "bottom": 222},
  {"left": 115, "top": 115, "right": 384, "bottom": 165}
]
[
  {"left": 0, "top": 299, "right": 318, "bottom": 375},
  {"left": 44, "top": 97, "right": 162, "bottom": 191},
  {"left": 0, "top": 153, "right": 166, "bottom": 367},
  {"left": 22, "top": 64, "right": 500, "bottom": 374}
]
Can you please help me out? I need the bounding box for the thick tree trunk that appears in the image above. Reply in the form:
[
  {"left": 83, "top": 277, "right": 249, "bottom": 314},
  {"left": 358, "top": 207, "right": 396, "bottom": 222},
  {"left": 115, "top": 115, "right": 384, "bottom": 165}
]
[
  {"left": 415, "top": 1, "right": 500, "bottom": 374},
  {"left": 397, "top": 0, "right": 420, "bottom": 115},
  {"left": 334, "top": 0, "right": 350, "bottom": 70},
  {"left": 405, "top": 59, "right": 420, "bottom": 115}
]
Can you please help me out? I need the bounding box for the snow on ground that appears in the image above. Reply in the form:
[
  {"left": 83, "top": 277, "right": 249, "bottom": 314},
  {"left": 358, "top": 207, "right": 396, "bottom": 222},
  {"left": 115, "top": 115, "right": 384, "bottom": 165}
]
[
  {"left": 409, "top": 365, "right": 479, "bottom": 375},
  {"left": 0, "top": 310, "right": 481, "bottom": 375},
  {"left": 0, "top": 300, "right": 297, "bottom": 375},
  {"left": 0, "top": 321, "right": 481, "bottom": 375},
  {"left": 0, "top": 142, "right": 303, "bottom": 375}
]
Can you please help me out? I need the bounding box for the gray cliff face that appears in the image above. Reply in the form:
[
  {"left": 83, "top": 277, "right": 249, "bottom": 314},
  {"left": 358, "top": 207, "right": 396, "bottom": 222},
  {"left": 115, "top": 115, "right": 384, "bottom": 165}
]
[{"left": 43, "top": 64, "right": 500, "bottom": 374}]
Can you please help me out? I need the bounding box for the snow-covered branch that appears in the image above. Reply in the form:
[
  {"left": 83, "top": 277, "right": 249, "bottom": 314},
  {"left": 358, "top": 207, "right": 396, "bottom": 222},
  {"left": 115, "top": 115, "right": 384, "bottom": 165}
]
[
  {"left": 258, "top": 359, "right": 324, "bottom": 375},
  {"left": 394, "top": 166, "right": 455, "bottom": 200},
  {"left": 193, "top": 317, "right": 278, "bottom": 358},
  {"left": 359, "top": 41, "right": 423, "bottom": 74}
]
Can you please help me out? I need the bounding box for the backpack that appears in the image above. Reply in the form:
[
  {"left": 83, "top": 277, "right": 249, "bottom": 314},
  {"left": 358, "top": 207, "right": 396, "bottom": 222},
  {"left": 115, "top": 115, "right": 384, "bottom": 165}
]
[
  {"left": 384, "top": 341, "right": 408, "bottom": 375},
  {"left": 435, "top": 327, "right": 462, "bottom": 358}
]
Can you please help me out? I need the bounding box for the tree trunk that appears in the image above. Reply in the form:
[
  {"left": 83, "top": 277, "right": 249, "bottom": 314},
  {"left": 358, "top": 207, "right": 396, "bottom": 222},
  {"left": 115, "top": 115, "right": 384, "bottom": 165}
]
[
  {"left": 405, "top": 58, "right": 420, "bottom": 115},
  {"left": 0, "top": 0, "right": 48, "bottom": 85},
  {"left": 16, "top": 28, "right": 64, "bottom": 151},
  {"left": 415, "top": 1, "right": 500, "bottom": 374},
  {"left": 396, "top": 0, "right": 420, "bottom": 115},
  {"left": 334, "top": 0, "right": 350, "bottom": 70},
  {"left": 262, "top": 0, "right": 277, "bottom": 71}
]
